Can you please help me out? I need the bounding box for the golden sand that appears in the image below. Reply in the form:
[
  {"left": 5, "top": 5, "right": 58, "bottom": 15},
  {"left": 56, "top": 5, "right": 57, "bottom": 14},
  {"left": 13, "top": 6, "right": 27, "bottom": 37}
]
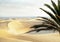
[
  {"left": 0, "top": 29, "right": 60, "bottom": 42},
  {"left": 8, "top": 20, "right": 31, "bottom": 35},
  {"left": 0, "top": 20, "right": 60, "bottom": 42}
]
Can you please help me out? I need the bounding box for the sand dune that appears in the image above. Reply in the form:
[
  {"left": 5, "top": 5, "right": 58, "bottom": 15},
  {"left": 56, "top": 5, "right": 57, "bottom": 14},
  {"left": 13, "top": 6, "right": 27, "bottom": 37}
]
[
  {"left": 0, "top": 29, "right": 60, "bottom": 42},
  {"left": 0, "top": 37, "right": 32, "bottom": 42},
  {"left": 9, "top": 33, "right": 60, "bottom": 42},
  {"left": 0, "top": 30, "right": 32, "bottom": 42},
  {"left": 0, "top": 19, "right": 60, "bottom": 42}
]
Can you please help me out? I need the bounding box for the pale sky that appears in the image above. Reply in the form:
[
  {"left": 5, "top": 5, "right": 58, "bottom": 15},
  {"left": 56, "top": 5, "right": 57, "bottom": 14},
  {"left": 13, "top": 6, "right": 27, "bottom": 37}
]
[{"left": 0, "top": 0, "right": 57, "bottom": 17}]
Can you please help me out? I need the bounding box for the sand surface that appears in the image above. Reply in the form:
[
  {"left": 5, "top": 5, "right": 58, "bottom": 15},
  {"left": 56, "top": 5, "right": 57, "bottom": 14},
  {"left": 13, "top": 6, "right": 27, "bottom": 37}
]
[
  {"left": 0, "top": 30, "right": 60, "bottom": 42},
  {"left": 0, "top": 19, "right": 60, "bottom": 42}
]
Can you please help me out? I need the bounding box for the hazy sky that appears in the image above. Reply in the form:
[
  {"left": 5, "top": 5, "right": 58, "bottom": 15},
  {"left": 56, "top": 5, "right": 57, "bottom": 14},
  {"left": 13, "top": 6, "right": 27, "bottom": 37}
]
[{"left": 0, "top": 0, "right": 57, "bottom": 17}]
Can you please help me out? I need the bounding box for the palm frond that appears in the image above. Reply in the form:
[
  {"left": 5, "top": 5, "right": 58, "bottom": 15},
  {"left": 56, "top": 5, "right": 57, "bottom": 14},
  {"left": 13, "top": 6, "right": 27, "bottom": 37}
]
[
  {"left": 51, "top": 0, "right": 60, "bottom": 15},
  {"left": 30, "top": 24, "right": 56, "bottom": 29},
  {"left": 40, "top": 8, "right": 60, "bottom": 25},
  {"left": 58, "top": 0, "right": 60, "bottom": 11},
  {"left": 26, "top": 30, "right": 35, "bottom": 33},
  {"left": 56, "top": 15, "right": 60, "bottom": 21},
  {"left": 44, "top": 4, "right": 57, "bottom": 14},
  {"left": 40, "top": 17, "right": 58, "bottom": 27},
  {"left": 29, "top": 24, "right": 58, "bottom": 33},
  {"left": 35, "top": 27, "right": 57, "bottom": 32},
  {"left": 26, "top": 0, "right": 60, "bottom": 34},
  {"left": 36, "top": 17, "right": 58, "bottom": 27}
]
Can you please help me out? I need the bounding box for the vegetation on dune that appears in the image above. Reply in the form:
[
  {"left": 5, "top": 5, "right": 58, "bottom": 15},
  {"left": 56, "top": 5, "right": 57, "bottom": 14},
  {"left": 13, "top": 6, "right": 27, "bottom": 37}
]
[{"left": 27, "top": 0, "right": 60, "bottom": 33}]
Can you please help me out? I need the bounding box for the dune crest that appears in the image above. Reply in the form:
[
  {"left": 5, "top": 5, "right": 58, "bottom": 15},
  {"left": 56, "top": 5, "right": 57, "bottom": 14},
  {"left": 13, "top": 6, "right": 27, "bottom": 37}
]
[{"left": 8, "top": 20, "right": 31, "bottom": 35}]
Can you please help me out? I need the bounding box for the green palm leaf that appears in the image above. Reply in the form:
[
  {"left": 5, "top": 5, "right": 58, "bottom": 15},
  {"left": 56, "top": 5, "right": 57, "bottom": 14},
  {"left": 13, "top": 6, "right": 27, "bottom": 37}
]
[
  {"left": 27, "top": 0, "right": 60, "bottom": 34},
  {"left": 30, "top": 24, "right": 58, "bottom": 32},
  {"left": 51, "top": 0, "right": 60, "bottom": 15},
  {"left": 40, "top": 8, "right": 60, "bottom": 25},
  {"left": 58, "top": 0, "right": 60, "bottom": 11},
  {"left": 44, "top": 4, "right": 57, "bottom": 14},
  {"left": 56, "top": 15, "right": 60, "bottom": 21},
  {"left": 44, "top": 4, "right": 60, "bottom": 24},
  {"left": 40, "top": 17, "right": 58, "bottom": 27}
]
